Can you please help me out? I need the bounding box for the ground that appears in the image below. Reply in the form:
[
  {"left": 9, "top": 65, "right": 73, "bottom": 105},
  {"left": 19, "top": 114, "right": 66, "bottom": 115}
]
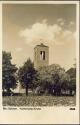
[{"left": 3, "top": 95, "right": 76, "bottom": 106}]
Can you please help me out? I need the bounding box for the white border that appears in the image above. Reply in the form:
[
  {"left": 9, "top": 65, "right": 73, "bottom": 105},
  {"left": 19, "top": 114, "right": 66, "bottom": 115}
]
[
  {"left": 0, "top": 1, "right": 79, "bottom": 124},
  {"left": 0, "top": 1, "right": 79, "bottom": 4},
  {"left": 0, "top": 3, "right": 2, "bottom": 110}
]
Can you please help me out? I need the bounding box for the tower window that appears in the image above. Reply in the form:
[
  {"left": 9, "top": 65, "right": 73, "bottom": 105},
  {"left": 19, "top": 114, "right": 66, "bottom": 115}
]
[{"left": 40, "top": 51, "right": 45, "bottom": 60}]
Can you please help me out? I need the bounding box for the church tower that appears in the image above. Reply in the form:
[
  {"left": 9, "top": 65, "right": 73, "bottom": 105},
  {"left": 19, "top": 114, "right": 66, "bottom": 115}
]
[{"left": 34, "top": 43, "right": 49, "bottom": 69}]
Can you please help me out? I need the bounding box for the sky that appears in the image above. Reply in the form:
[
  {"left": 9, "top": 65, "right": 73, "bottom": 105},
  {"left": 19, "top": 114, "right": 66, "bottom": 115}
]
[{"left": 2, "top": 4, "right": 76, "bottom": 70}]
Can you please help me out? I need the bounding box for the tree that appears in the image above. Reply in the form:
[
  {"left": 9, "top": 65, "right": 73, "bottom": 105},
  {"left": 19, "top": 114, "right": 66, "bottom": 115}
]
[
  {"left": 18, "top": 58, "right": 37, "bottom": 96},
  {"left": 66, "top": 67, "right": 76, "bottom": 95},
  {"left": 37, "top": 64, "right": 70, "bottom": 95},
  {"left": 2, "top": 51, "right": 17, "bottom": 94}
]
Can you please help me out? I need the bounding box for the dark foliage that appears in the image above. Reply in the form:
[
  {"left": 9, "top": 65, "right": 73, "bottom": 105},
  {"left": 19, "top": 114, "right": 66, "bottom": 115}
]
[
  {"left": 18, "top": 58, "right": 37, "bottom": 95},
  {"left": 2, "top": 51, "right": 17, "bottom": 94}
]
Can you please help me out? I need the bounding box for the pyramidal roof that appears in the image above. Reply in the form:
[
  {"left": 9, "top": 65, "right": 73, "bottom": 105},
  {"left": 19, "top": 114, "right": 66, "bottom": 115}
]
[{"left": 34, "top": 43, "right": 48, "bottom": 49}]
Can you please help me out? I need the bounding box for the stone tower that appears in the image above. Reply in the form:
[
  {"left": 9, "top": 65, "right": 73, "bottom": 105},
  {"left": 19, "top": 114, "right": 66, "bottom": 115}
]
[{"left": 34, "top": 43, "right": 49, "bottom": 69}]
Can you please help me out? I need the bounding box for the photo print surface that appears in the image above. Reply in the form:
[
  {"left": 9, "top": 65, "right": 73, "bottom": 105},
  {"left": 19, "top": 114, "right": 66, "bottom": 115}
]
[{"left": 2, "top": 3, "right": 77, "bottom": 107}]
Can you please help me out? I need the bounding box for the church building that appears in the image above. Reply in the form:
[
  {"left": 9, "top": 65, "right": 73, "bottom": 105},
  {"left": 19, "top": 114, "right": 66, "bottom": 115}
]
[{"left": 34, "top": 43, "right": 49, "bottom": 69}]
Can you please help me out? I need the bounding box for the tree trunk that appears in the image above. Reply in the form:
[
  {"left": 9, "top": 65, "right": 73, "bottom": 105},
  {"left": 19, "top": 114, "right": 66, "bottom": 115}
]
[
  {"left": 70, "top": 90, "right": 72, "bottom": 96},
  {"left": 7, "top": 88, "right": 10, "bottom": 93},
  {"left": 26, "top": 84, "right": 28, "bottom": 96}
]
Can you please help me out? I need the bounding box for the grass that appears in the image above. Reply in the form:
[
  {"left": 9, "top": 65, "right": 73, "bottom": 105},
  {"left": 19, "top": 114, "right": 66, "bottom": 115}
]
[{"left": 3, "top": 95, "right": 76, "bottom": 107}]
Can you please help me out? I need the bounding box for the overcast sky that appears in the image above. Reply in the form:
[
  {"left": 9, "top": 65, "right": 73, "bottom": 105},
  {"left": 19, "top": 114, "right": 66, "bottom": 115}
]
[{"left": 3, "top": 4, "right": 76, "bottom": 70}]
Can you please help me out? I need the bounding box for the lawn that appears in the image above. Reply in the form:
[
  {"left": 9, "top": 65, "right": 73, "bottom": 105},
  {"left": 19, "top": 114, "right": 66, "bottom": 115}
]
[{"left": 3, "top": 95, "right": 76, "bottom": 106}]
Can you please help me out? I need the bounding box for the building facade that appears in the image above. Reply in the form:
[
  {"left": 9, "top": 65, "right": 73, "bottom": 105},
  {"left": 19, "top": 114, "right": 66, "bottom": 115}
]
[{"left": 34, "top": 43, "right": 49, "bottom": 69}]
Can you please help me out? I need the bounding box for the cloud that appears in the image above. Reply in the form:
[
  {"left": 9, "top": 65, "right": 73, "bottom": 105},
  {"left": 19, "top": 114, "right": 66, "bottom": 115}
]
[
  {"left": 15, "top": 47, "right": 23, "bottom": 52},
  {"left": 19, "top": 19, "right": 76, "bottom": 47},
  {"left": 57, "top": 18, "right": 65, "bottom": 26},
  {"left": 70, "top": 21, "right": 74, "bottom": 25}
]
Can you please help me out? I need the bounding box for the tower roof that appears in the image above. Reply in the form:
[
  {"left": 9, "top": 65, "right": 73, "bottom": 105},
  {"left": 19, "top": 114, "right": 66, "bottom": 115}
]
[{"left": 34, "top": 43, "right": 48, "bottom": 49}]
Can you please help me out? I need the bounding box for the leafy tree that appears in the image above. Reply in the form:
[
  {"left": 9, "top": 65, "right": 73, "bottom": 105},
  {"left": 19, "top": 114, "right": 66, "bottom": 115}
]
[
  {"left": 66, "top": 68, "right": 76, "bottom": 79},
  {"left": 2, "top": 51, "right": 17, "bottom": 94},
  {"left": 37, "top": 64, "right": 70, "bottom": 95},
  {"left": 66, "top": 67, "right": 76, "bottom": 95},
  {"left": 18, "top": 58, "right": 37, "bottom": 96}
]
